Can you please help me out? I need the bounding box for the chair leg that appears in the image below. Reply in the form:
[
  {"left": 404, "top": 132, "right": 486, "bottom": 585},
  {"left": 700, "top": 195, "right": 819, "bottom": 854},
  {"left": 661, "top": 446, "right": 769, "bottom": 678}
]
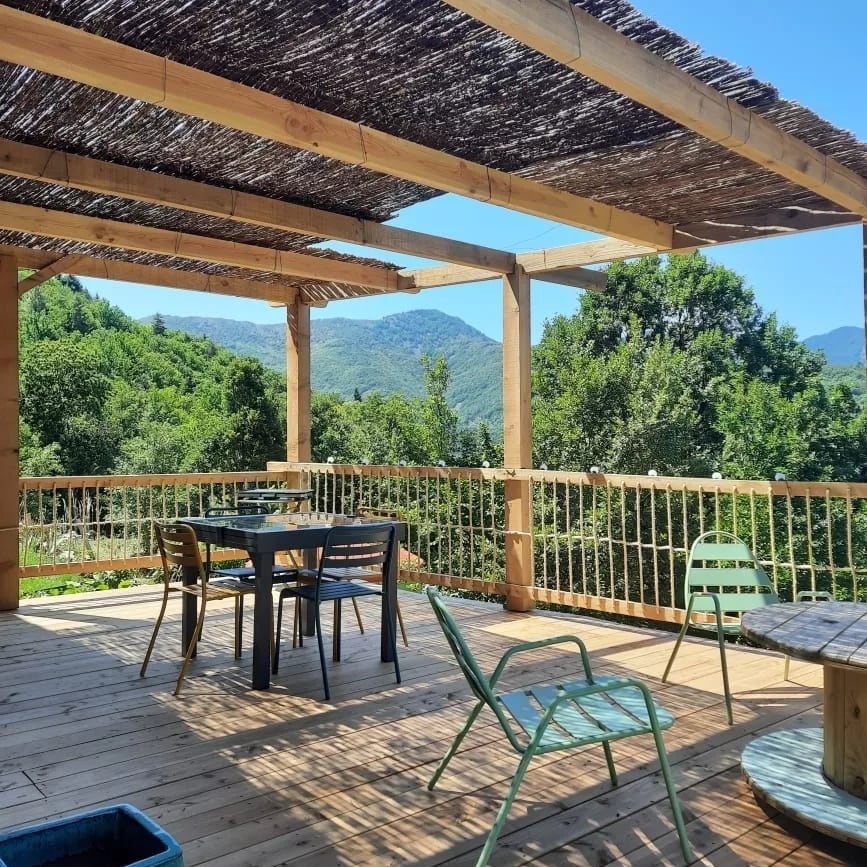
[
  {"left": 140, "top": 590, "right": 170, "bottom": 678},
  {"left": 351, "top": 598, "right": 364, "bottom": 634},
  {"left": 475, "top": 745, "right": 537, "bottom": 867},
  {"left": 715, "top": 617, "right": 734, "bottom": 726},
  {"left": 602, "top": 741, "right": 617, "bottom": 786},
  {"left": 383, "top": 592, "right": 401, "bottom": 686},
  {"left": 647, "top": 711, "right": 694, "bottom": 864},
  {"left": 429, "top": 701, "right": 485, "bottom": 790},
  {"left": 234, "top": 596, "right": 243, "bottom": 659},
  {"left": 174, "top": 596, "right": 208, "bottom": 697},
  {"left": 314, "top": 601, "right": 330, "bottom": 700},
  {"left": 396, "top": 599, "right": 408, "bottom": 647},
  {"left": 273, "top": 593, "right": 286, "bottom": 674},
  {"left": 333, "top": 599, "right": 342, "bottom": 662},
  {"left": 661, "top": 618, "right": 691, "bottom": 683},
  {"left": 783, "top": 654, "right": 791, "bottom": 682}
]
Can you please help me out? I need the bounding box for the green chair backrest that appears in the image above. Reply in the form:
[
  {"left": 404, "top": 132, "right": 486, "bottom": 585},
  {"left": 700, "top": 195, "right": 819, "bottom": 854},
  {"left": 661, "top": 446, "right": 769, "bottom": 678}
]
[
  {"left": 426, "top": 587, "right": 498, "bottom": 709},
  {"left": 685, "top": 531, "right": 778, "bottom": 616}
]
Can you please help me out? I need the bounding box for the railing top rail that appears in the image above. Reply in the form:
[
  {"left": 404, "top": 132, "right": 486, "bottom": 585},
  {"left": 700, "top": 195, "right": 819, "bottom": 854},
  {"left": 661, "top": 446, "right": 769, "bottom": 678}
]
[
  {"left": 268, "top": 461, "right": 867, "bottom": 498},
  {"left": 19, "top": 470, "right": 286, "bottom": 490}
]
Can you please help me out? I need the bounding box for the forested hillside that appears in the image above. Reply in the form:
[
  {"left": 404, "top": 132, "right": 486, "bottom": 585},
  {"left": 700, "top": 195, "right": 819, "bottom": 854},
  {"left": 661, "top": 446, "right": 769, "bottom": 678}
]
[
  {"left": 20, "top": 278, "right": 497, "bottom": 476},
  {"left": 147, "top": 310, "right": 503, "bottom": 427},
  {"left": 20, "top": 278, "right": 286, "bottom": 476}
]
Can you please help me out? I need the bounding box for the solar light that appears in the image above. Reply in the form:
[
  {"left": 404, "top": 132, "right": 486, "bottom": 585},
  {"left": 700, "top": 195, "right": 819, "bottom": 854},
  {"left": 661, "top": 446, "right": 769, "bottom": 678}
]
[
  {"left": 399, "top": 459, "right": 407, "bottom": 467},
  {"left": 326, "top": 456, "right": 335, "bottom": 464},
  {"left": 711, "top": 471, "right": 723, "bottom": 480},
  {"left": 774, "top": 472, "right": 787, "bottom": 482},
  {"left": 481, "top": 460, "right": 490, "bottom": 468},
  {"left": 361, "top": 457, "right": 370, "bottom": 465},
  {"left": 590, "top": 465, "right": 601, "bottom": 474},
  {"left": 538, "top": 463, "right": 548, "bottom": 471},
  {"left": 436, "top": 459, "right": 446, "bottom": 467},
  {"left": 647, "top": 469, "right": 658, "bottom": 477}
]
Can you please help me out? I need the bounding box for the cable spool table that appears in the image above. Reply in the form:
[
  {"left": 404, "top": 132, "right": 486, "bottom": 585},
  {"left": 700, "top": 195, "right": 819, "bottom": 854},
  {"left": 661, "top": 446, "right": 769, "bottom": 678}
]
[{"left": 740, "top": 601, "right": 867, "bottom": 847}]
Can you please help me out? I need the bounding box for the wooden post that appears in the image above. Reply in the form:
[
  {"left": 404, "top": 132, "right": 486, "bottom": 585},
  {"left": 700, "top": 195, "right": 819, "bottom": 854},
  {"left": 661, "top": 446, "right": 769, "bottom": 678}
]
[
  {"left": 0, "top": 254, "right": 18, "bottom": 610},
  {"left": 863, "top": 223, "right": 867, "bottom": 378},
  {"left": 502, "top": 267, "right": 534, "bottom": 612},
  {"left": 286, "top": 297, "right": 311, "bottom": 473}
]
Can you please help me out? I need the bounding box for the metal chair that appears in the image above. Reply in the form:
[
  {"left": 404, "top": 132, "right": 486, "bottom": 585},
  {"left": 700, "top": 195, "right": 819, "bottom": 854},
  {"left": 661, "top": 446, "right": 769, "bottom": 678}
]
[
  {"left": 273, "top": 523, "right": 401, "bottom": 700},
  {"left": 140, "top": 522, "right": 257, "bottom": 696},
  {"left": 425, "top": 588, "right": 693, "bottom": 867},
  {"left": 662, "top": 530, "right": 779, "bottom": 725},
  {"left": 326, "top": 508, "right": 408, "bottom": 646}
]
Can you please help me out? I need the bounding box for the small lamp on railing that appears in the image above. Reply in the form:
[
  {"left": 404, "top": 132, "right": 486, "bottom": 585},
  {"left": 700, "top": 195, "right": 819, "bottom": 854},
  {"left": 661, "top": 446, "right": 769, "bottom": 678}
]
[
  {"left": 436, "top": 459, "right": 446, "bottom": 467},
  {"left": 647, "top": 468, "right": 658, "bottom": 477},
  {"left": 326, "top": 456, "right": 335, "bottom": 464},
  {"left": 774, "top": 472, "right": 787, "bottom": 482},
  {"left": 711, "top": 471, "right": 723, "bottom": 480},
  {"left": 538, "top": 462, "right": 548, "bottom": 471},
  {"left": 590, "top": 465, "right": 601, "bottom": 474},
  {"left": 361, "top": 457, "right": 370, "bottom": 466},
  {"left": 481, "top": 460, "right": 490, "bottom": 469},
  {"left": 399, "top": 459, "right": 408, "bottom": 467}
]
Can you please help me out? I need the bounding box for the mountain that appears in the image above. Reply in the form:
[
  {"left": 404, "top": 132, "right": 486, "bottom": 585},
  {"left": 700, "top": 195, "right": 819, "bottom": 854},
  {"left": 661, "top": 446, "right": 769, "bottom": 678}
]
[
  {"left": 804, "top": 326, "right": 864, "bottom": 366},
  {"left": 146, "top": 310, "right": 503, "bottom": 427}
]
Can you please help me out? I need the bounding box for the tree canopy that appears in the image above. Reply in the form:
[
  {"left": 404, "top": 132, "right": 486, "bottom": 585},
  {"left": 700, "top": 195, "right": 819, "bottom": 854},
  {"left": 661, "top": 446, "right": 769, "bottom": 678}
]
[{"left": 533, "top": 253, "right": 867, "bottom": 481}]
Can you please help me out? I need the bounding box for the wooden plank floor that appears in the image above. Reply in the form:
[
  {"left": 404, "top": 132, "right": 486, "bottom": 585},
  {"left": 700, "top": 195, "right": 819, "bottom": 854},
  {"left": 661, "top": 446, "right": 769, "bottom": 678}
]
[{"left": 0, "top": 587, "right": 863, "bottom": 866}]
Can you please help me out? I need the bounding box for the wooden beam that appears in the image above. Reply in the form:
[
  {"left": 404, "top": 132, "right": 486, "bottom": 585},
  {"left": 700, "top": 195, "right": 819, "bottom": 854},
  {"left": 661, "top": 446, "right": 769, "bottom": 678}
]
[
  {"left": 533, "top": 266, "right": 606, "bottom": 292},
  {"left": 0, "top": 6, "right": 673, "bottom": 250},
  {"left": 0, "top": 137, "right": 515, "bottom": 273},
  {"left": 863, "top": 223, "right": 867, "bottom": 383},
  {"left": 0, "top": 254, "right": 17, "bottom": 611},
  {"left": 406, "top": 238, "right": 652, "bottom": 288},
  {"left": 444, "top": 0, "right": 867, "bottom": 218},
  {"left": 675, "top": 208, "right": 858, "bottom": 246},
  {"left": 0, "top": 200, "right": 398, "bottom": 290},
  {"left": 403, "top": 259, "right": 606, "bottom": 290},
  {"left": 17, "top": 254, "right": 81, "bottom": 296},
  {"left": 502, "top": 266, "right": 534, "bottom": 613},
  {"left": 286, "top": 298, "right": 311, "bottom": 463},
  {"left": 5, "top": 245, "right": 297, "bottom": 303}
]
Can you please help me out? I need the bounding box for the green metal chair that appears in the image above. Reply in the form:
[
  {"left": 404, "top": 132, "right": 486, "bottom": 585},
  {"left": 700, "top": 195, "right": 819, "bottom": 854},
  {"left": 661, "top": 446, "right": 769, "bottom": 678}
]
[
  {"left": 662, "top": 531, "right": 779, "bottom": 725},
  {"left": 425, "top": 588, "right": 693, "bottom": 866}
]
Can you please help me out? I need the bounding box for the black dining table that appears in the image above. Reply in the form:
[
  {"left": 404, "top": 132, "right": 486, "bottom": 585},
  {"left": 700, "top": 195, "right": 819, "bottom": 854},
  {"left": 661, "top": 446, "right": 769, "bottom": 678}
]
[{"left": 180, "top": 512, "right": 404, "bottom": 689}]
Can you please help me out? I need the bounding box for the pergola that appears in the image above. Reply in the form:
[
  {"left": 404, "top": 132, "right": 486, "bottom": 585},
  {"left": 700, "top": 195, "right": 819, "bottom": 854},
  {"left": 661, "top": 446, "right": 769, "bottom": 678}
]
[{"left": 0, "top": 0, "right": 865, "bottom": 613}]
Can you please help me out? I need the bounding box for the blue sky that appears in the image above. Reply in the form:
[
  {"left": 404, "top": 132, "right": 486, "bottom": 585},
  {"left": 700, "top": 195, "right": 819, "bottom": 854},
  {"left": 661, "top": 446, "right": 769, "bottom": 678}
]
[{"left": 83, "top": 0, "right": 867, "bottom": 344}]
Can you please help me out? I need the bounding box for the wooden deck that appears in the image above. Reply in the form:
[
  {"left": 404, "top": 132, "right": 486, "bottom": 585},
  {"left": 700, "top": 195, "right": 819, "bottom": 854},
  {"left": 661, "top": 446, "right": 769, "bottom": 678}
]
[{"left": 0, "top": 587, "right": 862, "bottom": 866}]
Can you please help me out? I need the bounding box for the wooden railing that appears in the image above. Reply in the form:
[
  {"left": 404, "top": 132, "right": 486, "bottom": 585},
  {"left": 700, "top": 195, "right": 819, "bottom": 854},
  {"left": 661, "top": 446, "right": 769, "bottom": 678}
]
[
  {"left": 18, "top": 465, "right": 867, "bottom": 625},
  {"left": 18, "top": 470, "right": 284, "bottom": 576}
]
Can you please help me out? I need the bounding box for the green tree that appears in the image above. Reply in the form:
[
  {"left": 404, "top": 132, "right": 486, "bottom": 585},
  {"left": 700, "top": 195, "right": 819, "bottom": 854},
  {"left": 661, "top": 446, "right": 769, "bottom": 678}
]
[
  {"left": 201, "top": 357, "right": 284, "bottom": 470},
  {"left": 20, "top": 338, "right": 120, "bottom": 474},
  {"left": 152, "top": 313, "right": 167, "bottom": 336},
  {"left": 532, "top": 252, "right": 863, "bottom": 481}
]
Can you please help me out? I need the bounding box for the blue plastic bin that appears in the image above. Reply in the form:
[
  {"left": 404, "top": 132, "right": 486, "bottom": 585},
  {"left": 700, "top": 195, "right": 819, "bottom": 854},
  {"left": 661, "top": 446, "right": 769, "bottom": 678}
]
[{"left": 0, "top": 804, "right": 183, "bottom": 867}]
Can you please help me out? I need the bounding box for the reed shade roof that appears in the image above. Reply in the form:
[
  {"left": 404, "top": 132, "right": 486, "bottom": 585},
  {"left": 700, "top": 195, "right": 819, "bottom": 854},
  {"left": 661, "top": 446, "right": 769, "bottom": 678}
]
[{"left": 0, "top": 0, "right": 865, "bottom": 298}]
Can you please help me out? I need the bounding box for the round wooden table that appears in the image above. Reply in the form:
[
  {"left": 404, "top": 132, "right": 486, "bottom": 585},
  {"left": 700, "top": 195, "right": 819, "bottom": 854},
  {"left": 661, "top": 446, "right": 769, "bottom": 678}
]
[{"left": 740, "top": 601, "right": 867, "bottom": 846}]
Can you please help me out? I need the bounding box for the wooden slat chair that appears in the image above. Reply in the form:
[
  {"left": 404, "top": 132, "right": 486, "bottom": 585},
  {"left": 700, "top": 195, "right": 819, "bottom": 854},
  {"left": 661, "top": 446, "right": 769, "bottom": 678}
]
[
  {"left": 426, "top": 588, "right": 693, "bottom": 867},
  {"left": 662, "top": 530, "right": 780, "bottom": 725},
  {"left": 140, "top": 521, "right": 257, "bottom": 696},
  {"left": 272, "top": 523, "right": 401, "bottom": 700}
]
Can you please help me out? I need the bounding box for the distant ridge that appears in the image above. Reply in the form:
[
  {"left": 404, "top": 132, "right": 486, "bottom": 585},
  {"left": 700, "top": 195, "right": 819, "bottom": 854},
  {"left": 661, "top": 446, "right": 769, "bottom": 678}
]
[
  {"left": 803, "top": 326, "right": 864, "bottom": 366},
  {"left": 144, "top": 310, "right": 503, "bottom": 427}
]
